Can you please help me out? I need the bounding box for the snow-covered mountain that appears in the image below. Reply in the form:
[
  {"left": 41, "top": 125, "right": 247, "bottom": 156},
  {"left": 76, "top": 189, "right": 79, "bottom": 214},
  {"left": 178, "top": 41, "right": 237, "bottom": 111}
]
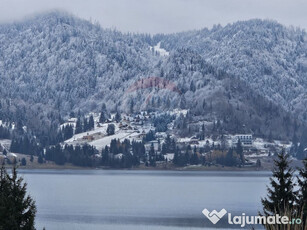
[
  {"left": 156, "top": 19, "right": 307, "bottom": 121},
  {"left": 0, "top": 12, "right": 305, "bottom": 141},
  {"left": 0, "top": 12, "right": 159, "bottom": 135}
]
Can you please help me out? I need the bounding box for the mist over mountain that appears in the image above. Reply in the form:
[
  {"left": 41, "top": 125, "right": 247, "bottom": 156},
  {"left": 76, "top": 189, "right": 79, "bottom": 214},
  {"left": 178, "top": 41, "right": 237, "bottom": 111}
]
[{"left": 0, "top": 12, "right": 305, "bottom": 141}]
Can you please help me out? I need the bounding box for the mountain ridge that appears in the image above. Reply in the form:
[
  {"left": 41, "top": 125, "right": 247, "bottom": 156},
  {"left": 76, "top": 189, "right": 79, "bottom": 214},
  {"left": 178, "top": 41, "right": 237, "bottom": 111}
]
[
  {"left": 0, "top": 11, "right": 305, "bottom": 142},
  {"left": 156, "top": 18, "right": 307, "bottom": 121}
]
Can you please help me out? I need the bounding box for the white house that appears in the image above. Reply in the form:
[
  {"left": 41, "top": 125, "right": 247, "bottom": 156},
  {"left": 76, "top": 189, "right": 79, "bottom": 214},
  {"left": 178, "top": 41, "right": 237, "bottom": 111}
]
[{"left": 232, "top": 134, "right": 253, "bottom": 147}]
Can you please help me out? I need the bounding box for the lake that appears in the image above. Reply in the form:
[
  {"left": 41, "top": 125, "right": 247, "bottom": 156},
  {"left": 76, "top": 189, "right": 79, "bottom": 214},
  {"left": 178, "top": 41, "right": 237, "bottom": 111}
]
[{"left": 19, "top": 170, "right": 271, "bottom": 230}]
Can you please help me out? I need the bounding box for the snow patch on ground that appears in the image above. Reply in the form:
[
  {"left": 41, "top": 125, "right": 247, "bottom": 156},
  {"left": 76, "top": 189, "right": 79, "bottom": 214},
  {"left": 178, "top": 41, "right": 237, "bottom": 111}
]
[
  {"left": 0, "top": 139, "right": 11, "bottom": 150},
  {"left": 253, "top": 138, "right": 291, "bottom": 150},
  {"left": 65, "top": 123, "right": 117, "bottom": 143},
  {"left": 64, "top": 122, "right": 144, "bottom": 150},
  {"left": 169, "top": 109, "right": 188, "bottom": 116},
  {"left": 150, "top": 42, "right": 169, "bottom": 56},
  {"left": 246, "top": 153, "right": 269, "bottom": 158},
  {"left": 8, "top": 152, "right": 17, "bottom": 158},
  {"left": 165, "top": 153, "right": 174, "bottom": 161},
  {"left": 90, "top": 131, "right": 137, "bottom": 150}
]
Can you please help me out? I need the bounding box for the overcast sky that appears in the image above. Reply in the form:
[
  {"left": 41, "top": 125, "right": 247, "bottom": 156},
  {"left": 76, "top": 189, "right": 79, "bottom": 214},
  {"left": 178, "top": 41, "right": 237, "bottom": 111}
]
[{"left": 1, "top": 0, "right": 306, "bottom": 34}]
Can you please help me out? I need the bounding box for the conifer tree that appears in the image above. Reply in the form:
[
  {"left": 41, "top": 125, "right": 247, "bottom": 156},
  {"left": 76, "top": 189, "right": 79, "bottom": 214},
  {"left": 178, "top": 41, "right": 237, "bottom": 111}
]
[
  {"left": 99, "top": 111, "right": 106, "bottom": 123},
  {"left": 0, "top": 165, "right": 37, "bottom": 230},
  {"left": 99, "top": 103, "right": 107, "bottom": 124},
  {"left": 101, "top": 146, "right": 110, "bottom": 166},
  {"left": 200, "top": 123, "right": 205, "bottom": 140},
  {"left": 83, "top": 118, "right": 89, "bottom": 132},
  {"left": 21, "top": 158, "right": 27, "bottom": 166},
  {"left": 190, "top": 152, "right": 199, "bottom": 165},
  {"left": 261, "top": 150, "right": 297, "bottom": 216},
  {"left": 37, "top": 155, "right": 44, "bottom": 164},
  {"left": 107, "top": 124, "right": 115, "bottom": 136},
  {"left": 173, "top": 147, "right": 179, "bottom": 165},
  {"left": 63, "top": 125, "right": 73, "bottom": 140},
  {"left": 129, "top": 99, "right": 134, "bottom": 114},
  {"left": 75, "top": 117, "right": 83, "bottom": 134},
  {"left": 256, "top": 159, "right": 261, "bottom": 168},
  {"left": 115, "top": 111, "right": 121, "bottom": 123},
  {"left": 89, "top": 115, "right": 95, "bottom": 130},
  {"left": 149, "top": 142, "right": 154, "bottom": 154},
  {"left": 236, "top": 140, "right": 244, "bottom": 164},
  {"left": 224, "top": 148, "right": 237, "bottom": 166},
  {"left": 297, "top": 159, "right": 307, "bottom": 227}
]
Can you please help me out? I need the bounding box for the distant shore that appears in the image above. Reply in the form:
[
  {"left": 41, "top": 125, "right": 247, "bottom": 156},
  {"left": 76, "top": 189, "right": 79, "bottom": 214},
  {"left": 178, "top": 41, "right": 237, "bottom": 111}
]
[
  {"left": 9, "top": 163, "right": 270, "bottom": 171},
  {"left": 4, "top": 152, "right": 303, "bottom": 171}
]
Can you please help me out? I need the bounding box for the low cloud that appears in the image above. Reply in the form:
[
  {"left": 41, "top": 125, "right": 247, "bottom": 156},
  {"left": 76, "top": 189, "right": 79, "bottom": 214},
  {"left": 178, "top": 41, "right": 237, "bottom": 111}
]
[{"left": 0, "top": 0, "right": 306, "bottom": 33}]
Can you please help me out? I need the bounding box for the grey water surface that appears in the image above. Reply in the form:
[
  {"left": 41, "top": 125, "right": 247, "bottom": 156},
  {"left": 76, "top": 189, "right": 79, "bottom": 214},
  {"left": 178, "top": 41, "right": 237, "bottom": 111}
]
[{"left": 19, "top": 170, "right": 271, "bottom": 230}]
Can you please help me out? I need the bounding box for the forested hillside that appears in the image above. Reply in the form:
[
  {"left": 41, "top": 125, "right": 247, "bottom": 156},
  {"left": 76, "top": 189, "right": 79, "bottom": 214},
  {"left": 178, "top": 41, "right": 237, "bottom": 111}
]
[
  {"left": 0, "top": 12, "right": 157, "bottom": 139},
  {"left": 0, "top": 12, "right": 306, "bottom": 143},
  {"left": 156, "top": 19, "right": 307, "bottom": 121}
]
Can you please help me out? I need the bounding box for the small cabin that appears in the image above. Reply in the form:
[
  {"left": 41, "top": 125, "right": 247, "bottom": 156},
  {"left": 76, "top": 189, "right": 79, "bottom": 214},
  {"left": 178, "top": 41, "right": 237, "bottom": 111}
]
[
  {"left": 189, "top": 139, "right": 199, "bottom": 145},
  {"left": 82, "top": 135, "right": 94, "bottom": 141}
]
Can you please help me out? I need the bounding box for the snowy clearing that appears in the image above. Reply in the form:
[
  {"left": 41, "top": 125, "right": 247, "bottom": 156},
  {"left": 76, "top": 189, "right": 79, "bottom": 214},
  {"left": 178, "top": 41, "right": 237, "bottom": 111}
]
[{"left": 150, "top": 42, "right": 169, "bottom": 56}]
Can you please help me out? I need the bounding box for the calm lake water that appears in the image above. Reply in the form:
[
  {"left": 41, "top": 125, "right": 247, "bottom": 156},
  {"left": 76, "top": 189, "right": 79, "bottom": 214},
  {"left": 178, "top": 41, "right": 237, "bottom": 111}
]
[{"left": 19, "top": 170, "right": 271, "bottom": 230}]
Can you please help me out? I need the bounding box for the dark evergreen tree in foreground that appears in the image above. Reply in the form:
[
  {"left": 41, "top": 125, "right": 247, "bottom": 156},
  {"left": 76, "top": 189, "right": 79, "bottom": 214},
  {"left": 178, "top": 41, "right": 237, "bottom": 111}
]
[
  {"left": 261, "top": 154, "right": 307, "bottom": 230},
  {"left": 297, "top": 159, "right": 307, "bottom": 228},
  {"left": 0, "top": 165, "right": 37, "bottom": 230},
  {"left": 261, "top": 150, "right": 297, "bottom": 216}
]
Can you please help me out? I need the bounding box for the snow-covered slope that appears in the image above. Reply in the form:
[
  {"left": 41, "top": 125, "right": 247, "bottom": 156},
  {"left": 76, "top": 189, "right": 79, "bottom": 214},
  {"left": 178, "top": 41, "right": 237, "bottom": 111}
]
[
  {"left": 0, "top": 12, "right": 305, "bottom": 142},
  {"left": 150, "top": 42, "right": 169, "bottom": 56},
  {"left": 157, "top": 19, "right": 307, "bottom": 122}
]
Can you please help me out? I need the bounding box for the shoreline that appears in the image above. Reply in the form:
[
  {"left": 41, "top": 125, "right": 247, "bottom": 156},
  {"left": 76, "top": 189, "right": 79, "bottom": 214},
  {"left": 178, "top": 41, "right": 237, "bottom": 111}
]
[
  {"left": 7, "top": 153, "right": 304, "bottom": 172},
  {"left": 8, "top": 164, "right": 271, "bottom": 172}
]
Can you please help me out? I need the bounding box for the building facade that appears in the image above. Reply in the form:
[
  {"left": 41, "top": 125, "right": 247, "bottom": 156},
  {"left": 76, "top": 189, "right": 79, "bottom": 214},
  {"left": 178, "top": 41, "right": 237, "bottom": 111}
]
[{"left": 232, "top": 134, "right": 253, "bottom": 147}]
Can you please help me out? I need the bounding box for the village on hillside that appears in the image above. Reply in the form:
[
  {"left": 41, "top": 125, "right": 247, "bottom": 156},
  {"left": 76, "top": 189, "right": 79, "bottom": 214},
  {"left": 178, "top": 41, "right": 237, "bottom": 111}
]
[{"left": 0, "top": 108, "right": 301, "bottom": 169}]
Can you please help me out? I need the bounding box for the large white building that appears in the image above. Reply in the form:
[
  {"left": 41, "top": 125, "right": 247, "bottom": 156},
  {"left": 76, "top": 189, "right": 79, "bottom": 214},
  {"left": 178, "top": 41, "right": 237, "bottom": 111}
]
[{"left": 232, "top": 134, "right": 253, "bottom": 147}]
